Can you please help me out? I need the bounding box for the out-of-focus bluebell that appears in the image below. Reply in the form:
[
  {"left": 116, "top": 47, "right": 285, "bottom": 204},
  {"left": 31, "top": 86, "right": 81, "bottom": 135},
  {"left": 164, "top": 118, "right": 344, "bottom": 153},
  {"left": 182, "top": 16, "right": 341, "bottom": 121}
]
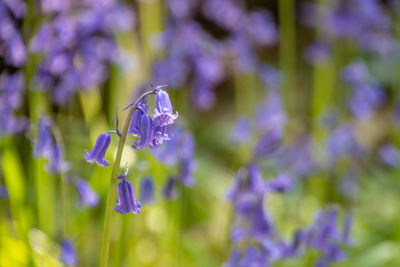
[
  {"left": 254, "top": 129, "right": 283, "bottom": 158},
  {"left": 326, "top": 124, "right": 362, "bottom": 162},
  {"left": 239, "top": 245, "right": 269, "bottom": 267},
  {"left": 227, "top": 164, "right": 264, "bottom": 205},
  {"left": 266, "top": 173, "right": 294, "bottom": 193},
  {"left": 140, "top": 176, "right": 154, "bottom": 204},
  {"left": 0, "top": 72, "right": 28, "bottom": 136},
  {"left": 231, "top": 117, "right": 251, "bottom": 145},
  {"left": 75, "top": 179, "right": 99, "bottom": 207},
  {"left": 256, "top": 92, "right": 286, "bottom": 133},
  {"left": 257, "top": 64, "right": 281, "bottom": 90},
  {"left": 304, "top": 41, "right": 331, "bottom": 64},
  {"left": 114, "top": 178, "right": 141, "bottom": 215},
  {"left": 348, "top": 84, "right": 386, "bottom": 119},
  {"left": 202, "top": 0, "right": 246, "bottom": 31},
  {"left": 280, "top": 138, "right": 314, "bottom": 177},
  {"left": 84, "top": 133, "right": 111, "bottom": 167},
  {"left": 0, "top": 0, "right": 26, "bottom": 67},
  {"left": 378, "top": 144, "right": 399, "bottom": 168},
  {"left": 163, "top": 176, "right": 178, "bottom": 199},
  {"left": 246, "top": 10, "right": 278, "bottom": 46},
  {"left": 167, "top": 0, "right": 198, "bottom": 19},
  {"left": 60, "top": 239, "right": 77, "bottom": 266},
  {"left": 30, "top": 0, "right": 133, "bottom": 105},
  {"left": 34, "top": 117, "right": 53, "bottom": 158},
  {"left": 0, "top": 184, "right": 8, "bottom": 199},
  {"left": 47, "top": 144, "right": 70, "bottom": 174},
  {"left": 341, "top": 60, "right": 370, "bottom": 85},
  {"left": 223, "top": 248, "right": 240, "bottom": 267}
]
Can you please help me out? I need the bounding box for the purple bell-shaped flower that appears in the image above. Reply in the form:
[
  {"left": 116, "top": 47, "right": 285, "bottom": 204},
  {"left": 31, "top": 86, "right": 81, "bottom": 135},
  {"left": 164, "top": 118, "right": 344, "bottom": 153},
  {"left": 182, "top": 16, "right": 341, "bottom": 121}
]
[
  {"left": 84, "top": 133, "right": 111, "bottom": 167},
  {"left": 114, "top": 179, "right": 141, "bottom": 214},
  {"left": 153, "top": 90, "right": 178, "bottom": 127}
]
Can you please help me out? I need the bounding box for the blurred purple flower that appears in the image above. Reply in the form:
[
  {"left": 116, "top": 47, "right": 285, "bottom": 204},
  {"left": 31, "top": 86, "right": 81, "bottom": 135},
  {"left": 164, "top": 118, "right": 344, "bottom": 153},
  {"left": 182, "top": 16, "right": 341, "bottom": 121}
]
[
  {"left": 61, "top": 240, "right": 77, "bottom": 266},
  {"left": 231, "top": 117, "right": 251, "bottom": 145},
  {"left": 378, "top": 144, "right": 399, "bottom": 168},
  {"left": 348, "top": 84, "right": 386, "bottom": 119},
  {"left": 257, "top": 64, "right": 281, "bottom": 90},
  {"left": 84, "top": 133, "right": 111, "bottom": 167},
  {"left": 33, "top": 117, "right": 53, "bottom": 158},
  {"left": 266, "top": 173, "right": 294, "bottom": 193},
  {"left": 342, "top": 212, "right": 353, "bottom": 246},
  {"left": 47, "top": 144, "right": 70, "bottom": 174},
  {"left": 326, "top": 124, "right": 362, "bottom": 161},
  {"left": 163, "top": 176, "right": 178, "bottom": 199},
  {"left": 254, "top": 129, "right": 283, "bottom": 158},
  {"left": 140, "top": 177, "right": 154, "bottom": 204},
  {"left": 341, "top": 60, "right": 370, "bottom": 85},
  {"left": 246, "top": 10, "right": 278, "bottom": 46},
  {"left": 202, "top": 0, "right": 246, "bottom": 31},
  {"left": 256, "top": 92, "right": 286, "bottom": 132},
  {"left": 304, "top": 41, "right": 331, "bottom": 64},
  {"left": 240, "top": 245, "right": 269, "bottom": 267},
  {"left": 75, "top": 179, "right": 99, "bottom": 207},
  {"left": 114, "top": 179, "right": 141, "bottom": 214}
]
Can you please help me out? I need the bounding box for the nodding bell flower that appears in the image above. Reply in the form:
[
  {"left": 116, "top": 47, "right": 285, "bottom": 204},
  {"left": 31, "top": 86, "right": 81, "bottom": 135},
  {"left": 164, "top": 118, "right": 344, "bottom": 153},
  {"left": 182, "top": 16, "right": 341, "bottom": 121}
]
[
  {"left": 75, "top": 179, "right": 99, "bottom": 207},
  {"left": 140, "top": 176, "right": 154, "bottom": 204},
  {"left": 34, "top": 116, "right": 53, "bottom": 158},
  {"left": 60, "top": 240, "right": 77, "bottom": 266},
  {"left": 153, "top": 90, "right": 178, "bottom": 127},
  {"left": 114, "top": 173, "right": 141, "bottom": 214},
  {"left": 84, "top": 133, "right": 111, "bottom": 167},
  {"left": 132, "top": 114, "right": 154, "bottom": 150},
  {"left": 128, "top": 100, "right": 148, "bottom": 136}
]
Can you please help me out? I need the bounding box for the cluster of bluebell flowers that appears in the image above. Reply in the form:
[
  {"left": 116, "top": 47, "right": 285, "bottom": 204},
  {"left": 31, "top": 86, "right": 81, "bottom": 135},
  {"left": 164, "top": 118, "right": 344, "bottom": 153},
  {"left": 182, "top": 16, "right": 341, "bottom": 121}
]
[{"left": 84, "top": 87, "right": 178, "bottom": 214}]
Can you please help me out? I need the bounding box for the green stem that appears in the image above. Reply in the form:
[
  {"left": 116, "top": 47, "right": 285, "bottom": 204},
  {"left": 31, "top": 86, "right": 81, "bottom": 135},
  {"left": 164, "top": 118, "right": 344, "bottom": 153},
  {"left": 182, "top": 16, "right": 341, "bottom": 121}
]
[{"left": 99, "top": 89, "right": 157, "bottom": 267}]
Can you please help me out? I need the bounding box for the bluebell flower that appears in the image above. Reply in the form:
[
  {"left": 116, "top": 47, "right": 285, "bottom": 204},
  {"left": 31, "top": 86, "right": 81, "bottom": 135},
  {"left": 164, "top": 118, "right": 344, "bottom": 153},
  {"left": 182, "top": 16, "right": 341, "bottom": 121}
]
[
  {"left": 254, "top": 129, "right": 282, "bottom": 158},
  {"left": 223, "top": 248, "right": 240, "bottom": 267},
  {"left": 60, "top": 239, "right": 77, "bottom": 266},
  {"left": 114, "top": 179, "right": 141, "bottom": 214},
  {"left": 0, "top": 185, "right": 8, "bottom": 199},
  {"left": 304, "top": 41, "right": 331, "bottom": 64},
  {"left": 34, "top": 117, "right": 53, "bottom": 158},
  {"left": 163, "top": 176, "right": 178, "bottom": 199},
  {"left": 341, "top": 60, "right": 370, "bottom": 85},
  {"left": 231, "top": 117, "right": 251, "bottom": 144},
  {"left": 84, "top": 133, "right": 111, "bottom": 167},
  {"left": 47, "top": 144, "right": 69, "bottom": 174},
  {"left": 246, "top": 10, "right": 278, "bottom": 46},
  {"left": 128, "top": 101, "right": 148, "bottom": 136},
  {"left": 326, "top": 124, "right": 363, "bottom": 162},
  {"left": 378, "top": 144, "right": 399, "bottom": 168},
  {"left": 140, "top": 177, "right": 154, "bottom": 204},
  {"left": 348, "top": 84, "right": 386, "bottom": 119},
  {"left": 256, "top": 92, "right": 286, "bottom": 132},
  {"left": 179, "top": 158, "right": 196, "bottom": 187},
  {"left": 240, "top": 245, "right": 269, "bottom": 267},
  {"left": 75, "top": 179, "right": 99, "bottom": 207},
  {"left": 266, "top": 173, "right": 294, "bottom": 193},
  {"left": 132, "top": 114, "right": 154, "bottom": 150},
  {"left": 153, "top": 90, "right": 178, "bottom": 127}
]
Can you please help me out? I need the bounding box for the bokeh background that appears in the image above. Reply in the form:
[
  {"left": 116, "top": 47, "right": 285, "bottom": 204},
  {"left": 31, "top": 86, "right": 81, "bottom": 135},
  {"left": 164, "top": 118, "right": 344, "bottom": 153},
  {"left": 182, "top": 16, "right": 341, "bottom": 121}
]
[{"left": 1, "top": 0, "right": 400, "bottom": 266}]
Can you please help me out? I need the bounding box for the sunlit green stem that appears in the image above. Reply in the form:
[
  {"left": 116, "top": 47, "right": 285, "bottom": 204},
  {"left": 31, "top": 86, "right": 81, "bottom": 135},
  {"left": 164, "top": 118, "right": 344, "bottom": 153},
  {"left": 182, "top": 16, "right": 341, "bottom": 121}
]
[{"left": 99, "top": 89, "right": 157, "bottom": 267}]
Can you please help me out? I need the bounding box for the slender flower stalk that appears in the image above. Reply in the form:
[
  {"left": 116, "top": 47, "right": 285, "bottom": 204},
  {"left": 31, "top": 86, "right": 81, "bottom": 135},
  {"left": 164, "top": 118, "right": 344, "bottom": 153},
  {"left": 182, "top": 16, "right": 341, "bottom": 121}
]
[{"left": 99, "top": 88, "right": 159, "bottom": 267}]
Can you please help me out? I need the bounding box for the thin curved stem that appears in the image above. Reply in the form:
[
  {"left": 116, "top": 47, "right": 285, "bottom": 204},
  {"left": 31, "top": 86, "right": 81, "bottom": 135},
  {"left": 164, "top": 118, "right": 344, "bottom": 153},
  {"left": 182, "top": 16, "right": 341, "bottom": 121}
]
[{"left": 99, "top": 89, "right": 157, "bottom": 267}]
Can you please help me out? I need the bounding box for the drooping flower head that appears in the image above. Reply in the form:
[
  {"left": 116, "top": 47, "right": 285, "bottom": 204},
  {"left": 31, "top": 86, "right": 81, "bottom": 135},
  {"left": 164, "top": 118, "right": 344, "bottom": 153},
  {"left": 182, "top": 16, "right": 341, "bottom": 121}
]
[
  {"left": 140, "top": 176, "right": 154, "bottom": 204},
  {"left": 153, "top": 89, "right": 178, "bottom": 127},
  {"left": 114, "top": 169, "right": 141, "bottom": 214},
  {"left": 84, "top": 133, "right": 111, "bottom": 167},
  {"left": 60, "top": 239, "right": 77, "bottom": 266},
  {"left": 75, "top": 179, "right": 99, "bottom": 207},
  {"left": 128, "top": 98, "right": 148, "bottom": 136}
]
